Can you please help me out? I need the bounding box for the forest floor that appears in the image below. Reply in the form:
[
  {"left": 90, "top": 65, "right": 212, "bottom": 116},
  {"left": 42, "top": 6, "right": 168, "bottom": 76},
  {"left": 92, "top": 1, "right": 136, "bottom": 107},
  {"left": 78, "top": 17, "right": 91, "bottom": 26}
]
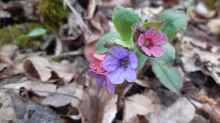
[{"left": 0, "top": 0, "right": 220, "bottom": 123}]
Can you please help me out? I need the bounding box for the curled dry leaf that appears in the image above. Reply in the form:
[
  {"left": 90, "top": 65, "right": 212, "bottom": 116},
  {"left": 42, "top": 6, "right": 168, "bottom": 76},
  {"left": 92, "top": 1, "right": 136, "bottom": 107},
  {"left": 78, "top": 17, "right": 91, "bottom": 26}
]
[
  {"left": 23, "top": 57, "right": 52, "bottom": 81},
  {"left": 23, "top": 56, "right": 76, "bottom": 83},
  {"left": 148, "top": 98, "right": 195, "bottom": 123},
  {"left": 123, "top": 90, "right": 161, "bottom": 122}
]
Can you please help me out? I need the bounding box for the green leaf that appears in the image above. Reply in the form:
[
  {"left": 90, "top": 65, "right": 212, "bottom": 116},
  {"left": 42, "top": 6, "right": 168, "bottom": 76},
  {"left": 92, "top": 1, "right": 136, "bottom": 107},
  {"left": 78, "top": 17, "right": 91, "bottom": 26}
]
[
  {"left": 112, "top": 6, "right": 141, "bottom": 46},
  {"left": 16, "top": 34, "right": 30, "bottom": 47},
  {"left": 27, "top": 28, "right": 47, "bottom": 37},
  {"left": 144, "top": 20, "right": 163, "bottom": 30},
  {"left": 135, "top": 47, "right": 148, "bottom": 69},
  {"left": 96, "top": 32, "right": 130, "bottom": 54},
  {"left": 160, "top": 9, "right": 189, "bottom": 40},
  {"left": 152, "top": 63, "right": 182, "bottom": 93},
  {"left": 152, "top": 43, "right": 175, "bottom": 64}
]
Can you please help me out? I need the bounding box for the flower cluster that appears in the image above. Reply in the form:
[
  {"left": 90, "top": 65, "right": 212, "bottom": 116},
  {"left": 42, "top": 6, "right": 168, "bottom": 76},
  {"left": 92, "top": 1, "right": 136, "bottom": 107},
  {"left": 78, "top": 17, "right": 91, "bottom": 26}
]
[
  {"left": 88, "top": 27, "right": 167, "bottom": 94},
  {"left": 89, "top": 47, "right": 138, "bottom": 94},
  {"left": 87, "top": 6, "right": 188, "bottom": 94}
]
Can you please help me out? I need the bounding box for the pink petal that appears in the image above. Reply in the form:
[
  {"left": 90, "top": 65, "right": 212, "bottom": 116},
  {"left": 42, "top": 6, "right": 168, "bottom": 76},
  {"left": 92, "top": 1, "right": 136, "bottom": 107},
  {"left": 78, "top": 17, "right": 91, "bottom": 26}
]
[
  {"left": 137, "top": 34, "right": 145, "bottom": 47},
  {"left": 141, "top": 46, "right": 153, "bottom": 56},
  {"left": 144, "top": 28, "right": 167, "bottom": 46},
  {"left": 149, "top": 46, "right": 165, "bottom": 57},
  {"left": 144, "top": 28, "right": 157, "bottom": 39},
  {"left": 93, "top": 54, "right": 106, "bottom": 61},
  {"left": 154, "top": 32, "right": 167, "bottom": 45}
]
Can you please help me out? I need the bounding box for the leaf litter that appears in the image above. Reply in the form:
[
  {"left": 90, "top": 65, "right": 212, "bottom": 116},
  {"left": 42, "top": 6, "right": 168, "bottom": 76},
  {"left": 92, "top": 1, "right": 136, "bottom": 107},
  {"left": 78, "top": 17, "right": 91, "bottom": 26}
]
[{"left": 1, "top": 0, "right": 220, "bottom": 123}]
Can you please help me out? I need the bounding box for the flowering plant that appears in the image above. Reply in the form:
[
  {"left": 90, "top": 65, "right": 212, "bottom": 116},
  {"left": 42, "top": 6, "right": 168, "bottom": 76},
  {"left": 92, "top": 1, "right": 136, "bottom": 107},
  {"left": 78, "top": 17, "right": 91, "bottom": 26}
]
[{"left": 89, "top": 6, "right": 188, "bottom": 94}]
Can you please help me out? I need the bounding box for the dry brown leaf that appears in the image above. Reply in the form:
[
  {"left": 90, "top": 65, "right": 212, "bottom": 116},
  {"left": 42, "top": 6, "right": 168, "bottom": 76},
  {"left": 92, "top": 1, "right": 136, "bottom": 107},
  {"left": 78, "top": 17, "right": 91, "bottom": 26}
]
[
  {"left": 3, "top": 80, "right": 57, "bottom": 97},
  {"left": 100, "top": 0, "right": 132, "bottom": 7},
  {"left": 194, "top": 2, "right": 215, "bottom": 19},
  {"left": 123, "top": 90, "right": 160, "bottom": 122},
  {"left": 0, "top": 45, "right": 18, "bottom": 79},
  {"left": 23, "top": 56, "right": 77, "bottom": 83},
  {"left": 87, "top": 0, "right": 96, "bottom": 19},
  {"left": 99, "top": 91, "right": 118, "bottom": 123},
  {"left": 79, "top": 87, "right": 99, "bottom": 123},
  {"left": 55, "top": 37, "right": 63, "bottom": 56},
  {"left": 84, "top": 41, "right": 96, "bottom": 62},
  {"left": 190, "top": 115, "right": 209, "bottom": 123},
  {"left": 41, "top": 83, "right": 83, "bottom": 107},
  {"left": 148, "top": 98, "right": 195, "bottom": 123},
  {"left": 79, "top": 85, "right": 118, "bottom": 123},
  {"left": 207, "top": 18, "right": 220, "bottom": 35},
  {"left": 0, "top": 44, "right": 18, "bottom": 59},
  {"left": 124, "top": 115, "right": 149, "bottom": 123},
  {"left": 201, "top": 103, "right": 220, "bottom": 123},
  {"left": 180, "top": 35, "right": 220, "bottom": 84},
  {"left": 0, "top": 90, "right": 17, "bottom": 123},
  {"left": 50, "top": 61, "right": 75, "bottom": 83},
  {"left": 7, "top": 90, "right": 64, "bottom": 123},
  {"left": 23, "top": 57, "right": 52, "bottom": 81}
]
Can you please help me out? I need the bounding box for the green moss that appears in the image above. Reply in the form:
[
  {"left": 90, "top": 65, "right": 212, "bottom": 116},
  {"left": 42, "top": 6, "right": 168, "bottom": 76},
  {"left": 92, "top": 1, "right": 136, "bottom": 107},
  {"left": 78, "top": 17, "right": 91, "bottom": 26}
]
[
  {"left": 204, "top": 0, "right": 217, "bottom": 10},
  {"left": 37, "top": 0, "right": 69, "bottom": 32},
  {"left": 0, "top": 23, "right": 44, "bottom": 47}
]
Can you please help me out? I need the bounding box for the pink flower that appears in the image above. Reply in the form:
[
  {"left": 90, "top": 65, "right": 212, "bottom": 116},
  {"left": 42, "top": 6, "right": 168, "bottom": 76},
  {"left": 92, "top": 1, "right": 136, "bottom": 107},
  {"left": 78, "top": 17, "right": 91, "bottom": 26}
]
[
  {"left": 89, "top": 54, "right": 115, "bottom": 94},
  {"left": 137, "top": 28, "right": 167, "bottom": 57},
  {"left": 90, "top": 54, "right": 106, "bottom": 74}
]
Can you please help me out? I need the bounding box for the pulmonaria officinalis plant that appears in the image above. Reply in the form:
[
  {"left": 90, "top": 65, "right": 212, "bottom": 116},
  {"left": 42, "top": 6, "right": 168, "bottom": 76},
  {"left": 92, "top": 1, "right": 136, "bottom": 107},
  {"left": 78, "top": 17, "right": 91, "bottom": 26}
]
[{"left": 88, "top": 6, "right": 189, "bottom": 94}]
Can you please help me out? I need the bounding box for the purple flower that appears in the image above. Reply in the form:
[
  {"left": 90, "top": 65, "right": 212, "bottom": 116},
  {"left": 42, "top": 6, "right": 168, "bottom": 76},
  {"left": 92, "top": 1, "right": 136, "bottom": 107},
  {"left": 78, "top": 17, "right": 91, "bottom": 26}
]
[
  {"left": 102, "top": 46, "right": 138, "bottom": 84},
  {"left": 137, "top": 28, "right": 167, "bottom": 57},
  {"left": 89, "top": 54, "right": 115, "bottom": 94},
  {"left": 89, "top": 70, "right": 115, "bottom": 94}
]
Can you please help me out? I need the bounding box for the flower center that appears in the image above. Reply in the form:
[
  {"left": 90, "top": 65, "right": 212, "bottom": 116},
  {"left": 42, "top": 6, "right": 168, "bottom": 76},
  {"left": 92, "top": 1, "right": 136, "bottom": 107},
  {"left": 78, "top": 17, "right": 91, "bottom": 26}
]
[
  {"left": 144, "top": 37, "right": 153, "bottom": 47},
  {"left": 120, "top": 58, "right": 130, "bottom": 67}
]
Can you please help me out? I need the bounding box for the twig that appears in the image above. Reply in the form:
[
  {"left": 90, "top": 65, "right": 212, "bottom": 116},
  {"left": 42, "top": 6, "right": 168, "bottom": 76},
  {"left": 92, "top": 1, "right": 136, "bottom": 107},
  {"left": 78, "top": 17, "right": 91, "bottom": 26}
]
[
  {"left": 0, "top": 87, "right": 81, "bottom": 100},
  {"left": 48, "top": 49, "right": 83, "bottom": 60}
]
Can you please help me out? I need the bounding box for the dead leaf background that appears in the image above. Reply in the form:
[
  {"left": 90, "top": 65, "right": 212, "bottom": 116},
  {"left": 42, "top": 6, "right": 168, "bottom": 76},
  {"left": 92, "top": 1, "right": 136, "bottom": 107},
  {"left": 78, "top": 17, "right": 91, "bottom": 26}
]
[{"left": 1, "top": 0, "right": 220, "bottom": 123}]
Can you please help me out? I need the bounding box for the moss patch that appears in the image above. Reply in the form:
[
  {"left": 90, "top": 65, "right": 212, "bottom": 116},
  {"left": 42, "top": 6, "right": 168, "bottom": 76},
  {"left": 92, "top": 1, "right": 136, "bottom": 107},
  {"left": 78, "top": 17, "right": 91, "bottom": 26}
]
[
  {"left": 0, "top": 23, "right": 44, "bottom": 47},
  {"left": 37, "top": 0, "right": 69, "bottom": 32}
]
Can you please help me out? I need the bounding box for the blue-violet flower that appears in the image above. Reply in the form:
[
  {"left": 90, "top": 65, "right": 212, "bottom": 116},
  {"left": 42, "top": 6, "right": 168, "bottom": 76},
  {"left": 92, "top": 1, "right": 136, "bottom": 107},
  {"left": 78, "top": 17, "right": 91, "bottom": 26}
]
[{"left": 102, "top": 46, "right": 138, "bottom": 84}]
